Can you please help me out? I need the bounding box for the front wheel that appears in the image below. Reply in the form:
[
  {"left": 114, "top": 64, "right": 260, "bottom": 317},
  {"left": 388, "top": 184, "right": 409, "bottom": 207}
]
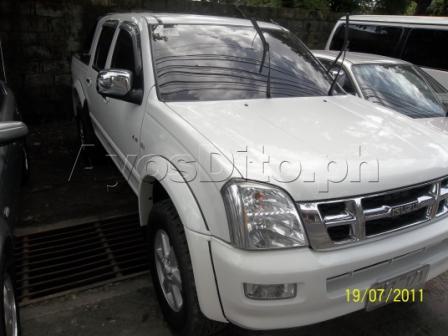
[
  {"left": 0, "top": 261, "right": 20, "bottom": 336},
  {"left": 147, "top": 200, "right": 224, "bottom": 336}
]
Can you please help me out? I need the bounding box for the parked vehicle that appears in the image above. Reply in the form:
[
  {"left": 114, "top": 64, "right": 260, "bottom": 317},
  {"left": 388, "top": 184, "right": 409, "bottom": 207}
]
[
  {"left": 326, "top": 15, "right": 448, "bottom": 89},
  {"left": 0, "top": 40, "right": 28, "bottom": 336},
  {"left": 72, "top": 13, "right": 448, "bottom": 335},
  {"left": 313, "top": 50, "right": 448, "bottom": 129}
]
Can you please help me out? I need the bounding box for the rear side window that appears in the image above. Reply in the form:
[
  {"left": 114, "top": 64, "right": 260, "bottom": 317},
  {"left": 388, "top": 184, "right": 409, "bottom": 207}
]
[
  {"left": 330, "top": 24, "right": 403, "bottom": 57},
  {"left": 93, "top": 22, "right": 117, "bottom": 70},
  {"left": 402, "top": 29, "right": 448, "bottom": 71}
]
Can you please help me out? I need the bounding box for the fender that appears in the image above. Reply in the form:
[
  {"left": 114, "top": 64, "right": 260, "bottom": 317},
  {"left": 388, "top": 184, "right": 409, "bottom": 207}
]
[
  {"left": 138, "top": 156, "right": 226, "bottom": 322},
  {"left": 137, "top": 155, "right": 209, "bottom": 235},
  {"left": 72, "top": 80, "right": 86, "bottom": 116}
]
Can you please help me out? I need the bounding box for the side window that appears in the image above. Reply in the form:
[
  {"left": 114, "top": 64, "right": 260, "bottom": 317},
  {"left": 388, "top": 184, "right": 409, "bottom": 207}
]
[
  {"left": 111, "top": 25, "right": 143, "bottom": 89},
  {"left": 402, "top": 29, "right": 448, "bottom": 71},
  {"left": 93, "top": 22, "right": 117, "bottom": 70},
  {"left": 330, "top": 24, "right": 403, "bottom": 57}
]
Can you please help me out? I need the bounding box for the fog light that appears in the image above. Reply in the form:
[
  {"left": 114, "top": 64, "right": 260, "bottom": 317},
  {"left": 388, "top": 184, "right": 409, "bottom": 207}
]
[{"left": 244, "top": 283, "right": 297, "bottom": 300}]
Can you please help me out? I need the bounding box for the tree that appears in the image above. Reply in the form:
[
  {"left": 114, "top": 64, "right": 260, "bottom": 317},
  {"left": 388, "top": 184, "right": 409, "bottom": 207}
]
[
  {"left": 327, "top": 0, "right": 362, "bottom": 12},
  {"left": 427, "top": 0, "right": 448, "bottom": 14},
  {"left": 374, "top": 0, "right": 412, "bottom": 14},
  {"left": 415, "top": 0, "right": 433, "bottom": 14}
]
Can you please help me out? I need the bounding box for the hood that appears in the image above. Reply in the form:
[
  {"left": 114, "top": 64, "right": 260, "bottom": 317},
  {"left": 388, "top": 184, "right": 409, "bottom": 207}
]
[
  {"left": 414, "top": 117, "right": 448, "bottom": 135},
  {"left": 166, "top": 95, "right": 448, "bottom": 201}
]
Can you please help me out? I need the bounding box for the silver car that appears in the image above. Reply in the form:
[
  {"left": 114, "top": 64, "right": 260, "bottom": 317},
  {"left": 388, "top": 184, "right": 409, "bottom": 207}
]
[{"left": 313, "top": 50, "right": 448, "bottom": 131}]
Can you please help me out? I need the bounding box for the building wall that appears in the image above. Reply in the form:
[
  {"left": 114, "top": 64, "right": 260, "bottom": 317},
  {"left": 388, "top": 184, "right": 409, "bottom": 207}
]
[{"left": 0, "top": 0, "right": 342, "bottom": 122}]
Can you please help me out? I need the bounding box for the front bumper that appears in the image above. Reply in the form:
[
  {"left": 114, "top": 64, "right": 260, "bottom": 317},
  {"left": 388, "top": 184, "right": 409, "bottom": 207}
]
[{"left": 210, "top": 215, "right": 448, "bottom": 330}]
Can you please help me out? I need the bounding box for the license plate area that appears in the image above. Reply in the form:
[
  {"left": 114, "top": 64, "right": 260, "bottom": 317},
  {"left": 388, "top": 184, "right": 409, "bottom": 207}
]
[{"left": 366, "top": 265, "right": 429, "bottom": 311}]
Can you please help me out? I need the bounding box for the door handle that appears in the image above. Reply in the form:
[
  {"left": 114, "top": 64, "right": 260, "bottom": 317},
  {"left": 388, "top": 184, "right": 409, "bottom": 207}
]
[
  {"left": 86, "top": 77, "right": 92, "bottom": 86},
  {"left": 102, "top": 96, "right": 110, "bottom": 104}
]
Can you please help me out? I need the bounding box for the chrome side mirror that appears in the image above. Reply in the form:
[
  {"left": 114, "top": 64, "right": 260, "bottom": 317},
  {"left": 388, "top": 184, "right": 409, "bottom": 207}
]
[
  {"left": 97, "top": 69, "right": 133, "bottom": 98},
  {"left": 330, "top": 68, "right": 346, "bottom": 86},
  {"left": 0, "top": 121, "right": 28, "bottom": 146}
]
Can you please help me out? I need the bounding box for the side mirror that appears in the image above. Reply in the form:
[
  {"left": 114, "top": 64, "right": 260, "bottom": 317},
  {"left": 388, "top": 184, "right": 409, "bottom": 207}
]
[
  {"left": 97, "top": 69, "right": 133, "bottom": 99},
  {"left": 330, "top": 68, "right": 346, "bottom": 86},
  {"left": 0, "top": 121, "right": 28, "bottom": 146}
]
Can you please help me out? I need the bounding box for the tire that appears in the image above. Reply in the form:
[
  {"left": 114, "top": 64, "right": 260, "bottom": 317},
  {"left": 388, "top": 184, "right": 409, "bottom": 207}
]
[
  {"left": 147, "top": 199, "right": 224, "bottom": 336},
  {"left": 0, "top": 258, "right": 20, "bottom": 336}
]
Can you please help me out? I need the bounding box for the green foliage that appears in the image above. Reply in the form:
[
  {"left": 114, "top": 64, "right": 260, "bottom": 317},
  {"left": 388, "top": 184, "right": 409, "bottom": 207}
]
[
  {"left": 427, "top": 0, "right": 448, "bottom": 14},
  {"left": 214, "top": 0, "right": 447, "bottom": 14},
  {"left": 328, "top": 0, "right": 361, "bottom": 12},
  {"left": 373, "top": 0, "right": 412, "bottom": 14}
]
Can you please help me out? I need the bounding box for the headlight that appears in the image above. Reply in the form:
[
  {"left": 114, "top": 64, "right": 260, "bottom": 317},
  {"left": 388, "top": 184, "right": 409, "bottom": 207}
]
[{"left": 221, "top": 179, "right": 308, "bottom": 250}]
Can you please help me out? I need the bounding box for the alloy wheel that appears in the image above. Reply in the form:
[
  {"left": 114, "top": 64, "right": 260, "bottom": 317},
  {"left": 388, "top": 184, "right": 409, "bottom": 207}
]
[{"left": 154, "top": 229, "right": 183, "bottom": 312}]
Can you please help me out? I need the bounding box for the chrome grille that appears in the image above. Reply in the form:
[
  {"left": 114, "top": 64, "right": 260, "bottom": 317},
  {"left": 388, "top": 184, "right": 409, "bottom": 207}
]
[{"left": 298, "top": 177, "right": 448, "bottom": 250}]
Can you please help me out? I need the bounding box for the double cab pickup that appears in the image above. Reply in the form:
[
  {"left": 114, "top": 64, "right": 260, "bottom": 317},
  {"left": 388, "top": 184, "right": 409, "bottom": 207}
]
[{"left": 72, "top": 12, "right": 448, "bottom": 335}]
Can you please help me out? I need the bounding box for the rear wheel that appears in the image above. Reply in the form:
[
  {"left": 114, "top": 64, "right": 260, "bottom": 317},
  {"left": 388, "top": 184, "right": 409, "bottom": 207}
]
[{"left": 147, "top": 200, "right": 224, "bottom": 336}]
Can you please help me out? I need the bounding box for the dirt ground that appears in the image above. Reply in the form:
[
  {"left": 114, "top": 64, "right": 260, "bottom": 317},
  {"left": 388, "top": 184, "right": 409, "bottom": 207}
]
[{"left": 19, "top": 122, "right": 448, "bottom": 336}]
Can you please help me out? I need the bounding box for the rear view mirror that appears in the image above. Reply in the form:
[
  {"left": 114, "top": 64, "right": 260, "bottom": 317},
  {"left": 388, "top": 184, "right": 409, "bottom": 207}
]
[
  {"left": 97, "top": 69, "right": 133, "bottom": 98},
  {"left": 0, "top": 121, "right": 28, "bottom": 146}
]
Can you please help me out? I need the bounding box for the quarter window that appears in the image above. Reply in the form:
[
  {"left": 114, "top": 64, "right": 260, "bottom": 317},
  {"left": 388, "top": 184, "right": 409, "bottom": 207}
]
[
  {"left": 93, "top": 22, "right": 117, "bottom": 70},
  {"left": 330, "top": 24, "right": 403, "bottom": 57},
  {"left": 402, "top": 29, "right": 448, "bottom": 71}
]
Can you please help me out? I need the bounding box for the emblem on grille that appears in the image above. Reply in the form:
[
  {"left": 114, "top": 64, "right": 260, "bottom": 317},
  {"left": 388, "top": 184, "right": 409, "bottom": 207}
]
[{"left": 390, "top": 201, "right": 419, "bottom": 217}]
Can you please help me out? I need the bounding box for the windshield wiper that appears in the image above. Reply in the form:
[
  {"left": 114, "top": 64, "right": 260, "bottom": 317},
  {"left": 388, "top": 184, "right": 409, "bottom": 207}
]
[
  {"left": 235, "top": 6, "right": 271, "bottom": 98},
  {"left": 328, "top": 14, "right": 350, "bottom": 96},
  {"left": 250, "top": 18, "right": 271, "bottom": 98}
]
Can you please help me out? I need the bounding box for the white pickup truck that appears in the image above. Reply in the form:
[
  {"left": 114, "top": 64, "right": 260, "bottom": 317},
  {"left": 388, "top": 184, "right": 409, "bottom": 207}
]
[{"left": 71, "top": 12, "right": 448, "bottom": 335}]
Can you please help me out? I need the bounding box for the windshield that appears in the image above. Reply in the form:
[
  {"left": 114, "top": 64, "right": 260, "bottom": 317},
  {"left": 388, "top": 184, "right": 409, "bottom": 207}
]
[
  {"left": 150, "top": 24, "right": 341, "bottom": 102},
  {"left": 352, "top": 63, "right": 447, "bottom": 119}
]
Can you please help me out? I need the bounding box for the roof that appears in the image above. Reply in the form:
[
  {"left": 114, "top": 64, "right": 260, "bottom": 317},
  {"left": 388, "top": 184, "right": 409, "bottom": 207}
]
[
  {"left": 312, "top": 50, "right": 409, "bottom": 66},
  {"left": 339, "top": 15, "right": 448, "bottom": 26},
  {"left": 103, "top": 12, "right": 281, "bottom": 29}
]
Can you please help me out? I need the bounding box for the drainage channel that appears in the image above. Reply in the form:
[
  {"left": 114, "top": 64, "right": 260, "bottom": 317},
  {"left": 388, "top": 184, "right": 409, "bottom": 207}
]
[{"left": 14, "top": 213, "right": 150, "bottom": 306}]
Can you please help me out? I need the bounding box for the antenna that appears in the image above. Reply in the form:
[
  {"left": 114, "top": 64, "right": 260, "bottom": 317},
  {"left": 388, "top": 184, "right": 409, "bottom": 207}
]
[{"left": 328, "top": 14, "right": 350, "bottom": 96}]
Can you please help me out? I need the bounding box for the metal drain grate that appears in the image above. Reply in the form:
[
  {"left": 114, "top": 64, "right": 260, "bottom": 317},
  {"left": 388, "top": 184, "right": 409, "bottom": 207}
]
[{"left": 14, "top": 213, "right": 150, "bottom": 305}]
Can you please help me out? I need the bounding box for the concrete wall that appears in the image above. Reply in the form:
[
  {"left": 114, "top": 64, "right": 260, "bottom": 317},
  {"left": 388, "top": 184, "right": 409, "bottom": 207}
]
[{"left": 0, "top": 0, "right": 342, "bottom": 123}]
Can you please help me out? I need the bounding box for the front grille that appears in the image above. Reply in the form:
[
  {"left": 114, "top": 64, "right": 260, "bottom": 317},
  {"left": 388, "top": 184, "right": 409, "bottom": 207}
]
[{"left": 298, "top": 176, "right": 448, "bottom": 250}]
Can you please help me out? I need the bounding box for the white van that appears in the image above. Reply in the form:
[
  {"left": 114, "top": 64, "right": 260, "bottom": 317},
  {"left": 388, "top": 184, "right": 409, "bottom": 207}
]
[{"left": 326, "top": 15, "right": 448, "bottom": 88}]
